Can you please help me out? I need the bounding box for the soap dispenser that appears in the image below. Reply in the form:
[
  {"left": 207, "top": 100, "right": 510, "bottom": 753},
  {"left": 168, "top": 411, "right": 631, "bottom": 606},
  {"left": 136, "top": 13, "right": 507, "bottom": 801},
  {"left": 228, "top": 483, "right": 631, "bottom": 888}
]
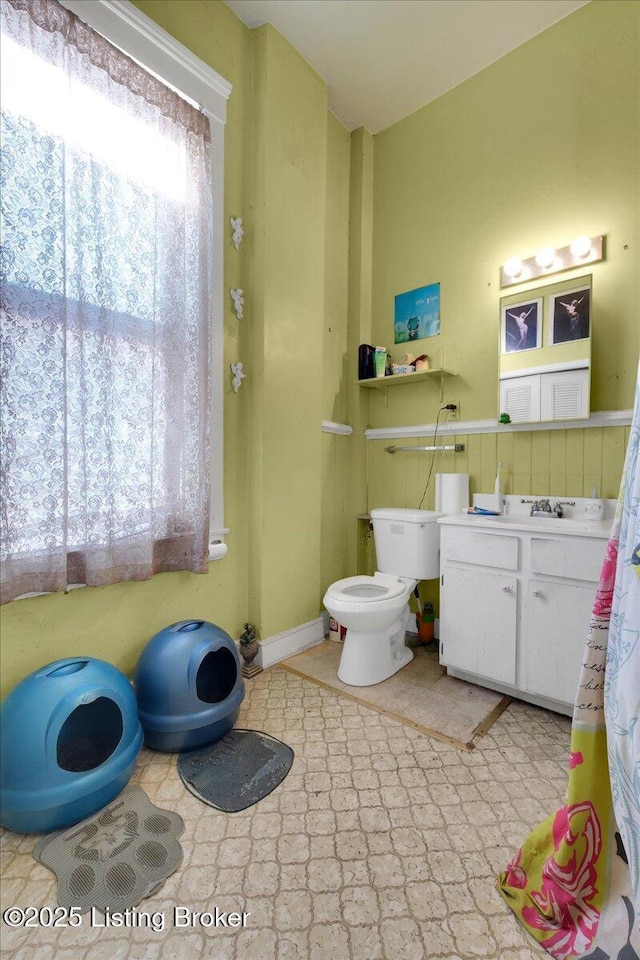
[{"left": 584, "top": 485, "right": 604, "bottom": 521}]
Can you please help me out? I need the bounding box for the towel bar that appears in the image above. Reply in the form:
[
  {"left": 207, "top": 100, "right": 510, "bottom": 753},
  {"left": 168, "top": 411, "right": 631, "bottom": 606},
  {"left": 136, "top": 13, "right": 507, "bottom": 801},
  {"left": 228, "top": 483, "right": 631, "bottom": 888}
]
[{"left": 385, "top": 443, "right": 465, "bottom": 454}]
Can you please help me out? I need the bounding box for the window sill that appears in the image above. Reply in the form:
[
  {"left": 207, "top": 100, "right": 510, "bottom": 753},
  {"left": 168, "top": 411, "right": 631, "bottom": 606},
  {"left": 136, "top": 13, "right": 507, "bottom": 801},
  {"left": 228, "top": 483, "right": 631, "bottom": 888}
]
[
  {"left": 14, "top": 584, "right": 87, "bottom": 601},
  {"left": 11, "top": 538, "right": 230, "bottom": 601}
]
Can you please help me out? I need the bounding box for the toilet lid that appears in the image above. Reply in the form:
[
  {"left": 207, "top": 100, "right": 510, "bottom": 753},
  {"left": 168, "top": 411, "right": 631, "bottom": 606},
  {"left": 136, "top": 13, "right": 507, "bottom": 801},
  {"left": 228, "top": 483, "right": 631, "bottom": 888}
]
[{"left": 326, "top": 575, "right": 407, "bottom": 603}]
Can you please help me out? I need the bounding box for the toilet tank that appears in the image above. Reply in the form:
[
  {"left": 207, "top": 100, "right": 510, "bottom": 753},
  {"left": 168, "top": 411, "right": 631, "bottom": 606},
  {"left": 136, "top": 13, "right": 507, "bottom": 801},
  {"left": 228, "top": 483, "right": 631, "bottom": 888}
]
[{"left": 371, "top": 508, "right": 444, "bottom": 580}]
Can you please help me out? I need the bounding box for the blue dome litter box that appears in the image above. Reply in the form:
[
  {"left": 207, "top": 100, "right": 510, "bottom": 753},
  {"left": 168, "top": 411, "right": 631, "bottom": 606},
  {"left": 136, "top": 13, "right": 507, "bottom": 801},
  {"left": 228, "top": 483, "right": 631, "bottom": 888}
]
[
  {"left": 134, "top": 620, "right": 245, "bottom": 752},
  {"left": 0, "top": 658, "right": 143, "bottom": 835}
]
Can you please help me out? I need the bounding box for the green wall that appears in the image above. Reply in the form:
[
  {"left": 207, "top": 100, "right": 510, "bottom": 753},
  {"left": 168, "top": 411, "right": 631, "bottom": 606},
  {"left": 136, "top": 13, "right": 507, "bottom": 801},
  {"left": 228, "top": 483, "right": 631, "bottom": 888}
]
[
  {"left": 371, "top": 0, "right": 639, "bottom": 426},
  {"left": 364, "top": 0, "right": 639, "bottom": 609},
  {"left": 2, "top": 0, "right": 638, "bottom": 697},
  {"left": 321, "top": 115, "right": 352, "bottom": 599},
  {"left": 347, "top": 129, "right": 376, "bottom": 573},
  {"left": 366, "top": 0, "right": 638, "bottom": 490},
  {"left": 247, "top": 24, "right": 328, "bottom": 636}
]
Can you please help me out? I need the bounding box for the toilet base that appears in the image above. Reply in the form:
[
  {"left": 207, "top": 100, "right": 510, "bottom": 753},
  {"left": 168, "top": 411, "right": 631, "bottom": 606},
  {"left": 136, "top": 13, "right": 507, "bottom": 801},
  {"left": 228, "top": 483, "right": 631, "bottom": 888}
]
[{"left": 337, "top": 608, "right": 414, "bottom": 687}]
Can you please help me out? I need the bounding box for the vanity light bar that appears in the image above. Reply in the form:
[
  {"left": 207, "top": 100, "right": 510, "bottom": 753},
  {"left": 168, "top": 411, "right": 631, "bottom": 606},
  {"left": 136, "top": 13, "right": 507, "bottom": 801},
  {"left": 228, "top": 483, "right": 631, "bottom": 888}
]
[
  {"left": 500, "top": 235, "right": 604, "bottom": 288},
  {"left": 385, "top": 444, "right": 465, "bottom": 454}
]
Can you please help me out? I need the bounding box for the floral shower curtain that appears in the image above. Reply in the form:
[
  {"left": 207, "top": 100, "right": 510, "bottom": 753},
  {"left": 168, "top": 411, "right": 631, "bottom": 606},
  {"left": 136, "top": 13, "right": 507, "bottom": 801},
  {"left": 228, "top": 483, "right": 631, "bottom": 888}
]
[
  {"left": 498, "top": 363, "right": 640, "bottom": 958},
  {"left": 0, "top": 0, "right": 213, "bottom": 603}
]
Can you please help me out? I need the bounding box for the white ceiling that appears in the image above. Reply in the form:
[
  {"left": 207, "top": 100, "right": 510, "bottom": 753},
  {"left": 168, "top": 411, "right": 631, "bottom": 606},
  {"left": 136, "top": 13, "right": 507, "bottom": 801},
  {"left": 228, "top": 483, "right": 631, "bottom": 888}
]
[{"left": 224, "top": 0, "right": 588, "bottom": 133}]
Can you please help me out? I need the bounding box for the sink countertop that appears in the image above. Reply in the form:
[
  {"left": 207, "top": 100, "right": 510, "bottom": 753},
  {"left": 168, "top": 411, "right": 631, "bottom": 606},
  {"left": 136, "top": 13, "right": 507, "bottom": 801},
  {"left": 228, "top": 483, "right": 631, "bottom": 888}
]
[{"left": 437, "top": 512, "right": 612, "bottom": 539}]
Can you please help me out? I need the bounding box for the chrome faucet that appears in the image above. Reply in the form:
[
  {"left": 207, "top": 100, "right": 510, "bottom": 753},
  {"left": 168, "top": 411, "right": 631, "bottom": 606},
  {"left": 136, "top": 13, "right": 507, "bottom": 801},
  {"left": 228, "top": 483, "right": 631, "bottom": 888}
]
[
  {"left": 552, "top": 500, "right": 575, "bottom": 518},
  {"left": 520, "top": 497, "right": 575, "bottom": 518}
]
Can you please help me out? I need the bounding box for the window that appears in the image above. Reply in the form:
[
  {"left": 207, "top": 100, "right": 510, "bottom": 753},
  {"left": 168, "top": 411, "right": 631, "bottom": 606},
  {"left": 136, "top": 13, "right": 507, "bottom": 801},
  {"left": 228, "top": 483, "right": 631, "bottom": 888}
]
[{"left": 0, "top": 0, "right": 231, "bottom": 603}]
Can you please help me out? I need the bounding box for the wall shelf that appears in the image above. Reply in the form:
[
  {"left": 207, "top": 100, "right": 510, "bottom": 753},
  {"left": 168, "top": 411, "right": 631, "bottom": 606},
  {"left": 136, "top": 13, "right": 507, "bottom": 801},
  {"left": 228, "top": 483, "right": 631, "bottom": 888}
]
[{"left": 356, "top": 368, "right": 457, "bottom": 402}]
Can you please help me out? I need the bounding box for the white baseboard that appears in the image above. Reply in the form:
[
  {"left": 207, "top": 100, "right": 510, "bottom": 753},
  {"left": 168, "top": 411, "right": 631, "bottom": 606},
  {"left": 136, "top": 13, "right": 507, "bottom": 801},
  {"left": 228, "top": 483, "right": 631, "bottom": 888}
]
[
  {"left": 257, "top": 616, "right": 326, "bottom": 669},
  {"left": 257, "top": 612, "right": 438, "bottom": 669}
]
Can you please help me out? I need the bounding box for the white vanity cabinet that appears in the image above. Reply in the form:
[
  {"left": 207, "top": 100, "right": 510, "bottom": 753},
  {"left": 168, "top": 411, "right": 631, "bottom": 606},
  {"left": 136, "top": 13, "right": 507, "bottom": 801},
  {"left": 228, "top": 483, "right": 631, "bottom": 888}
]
[
  {"left": 438, "top": 518, "right": 607, "bottom": 715},
  {"left": 439, "top": 527, "right": 518, "bottom": 685}
]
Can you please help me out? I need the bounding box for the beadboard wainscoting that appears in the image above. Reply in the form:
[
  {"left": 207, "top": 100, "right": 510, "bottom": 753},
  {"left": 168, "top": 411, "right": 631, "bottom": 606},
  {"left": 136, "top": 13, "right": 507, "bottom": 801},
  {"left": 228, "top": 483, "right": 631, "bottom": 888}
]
[
  {"left": 362, "top": 417, "right": 630, "bottom": 624},
  {"left": 366, "top": 420, "right": 631, "bottom": 512}
]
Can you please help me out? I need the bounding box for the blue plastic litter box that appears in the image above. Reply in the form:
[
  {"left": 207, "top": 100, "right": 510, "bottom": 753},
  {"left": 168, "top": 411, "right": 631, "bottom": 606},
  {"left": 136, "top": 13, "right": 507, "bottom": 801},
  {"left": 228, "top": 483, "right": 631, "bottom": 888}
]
[
  {"left": 134, "top": 620, "right": 245, "bottom": 752},
  {"left": 0, "top": 658, "right": 143, "bottom": 835}
]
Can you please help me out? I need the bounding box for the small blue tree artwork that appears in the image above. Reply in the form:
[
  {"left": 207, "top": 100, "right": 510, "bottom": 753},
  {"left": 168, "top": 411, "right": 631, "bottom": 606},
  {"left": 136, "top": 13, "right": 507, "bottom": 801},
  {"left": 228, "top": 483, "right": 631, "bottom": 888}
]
[{"left": 394, "top": 283, "right": 440, "bottom": 344}]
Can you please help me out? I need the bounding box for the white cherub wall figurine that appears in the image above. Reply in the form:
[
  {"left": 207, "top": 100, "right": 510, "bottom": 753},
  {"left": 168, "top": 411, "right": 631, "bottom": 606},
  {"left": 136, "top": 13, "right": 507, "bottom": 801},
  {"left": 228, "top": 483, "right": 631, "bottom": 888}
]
[
  {"left": 230, "top": 216, "right": 245, "bottom": 250},
  {"left": 230, "top": 288, "right": 244, "bottom": 320},
  {"left": 230, "top": 362, "right": 246, "bottom": 393}
]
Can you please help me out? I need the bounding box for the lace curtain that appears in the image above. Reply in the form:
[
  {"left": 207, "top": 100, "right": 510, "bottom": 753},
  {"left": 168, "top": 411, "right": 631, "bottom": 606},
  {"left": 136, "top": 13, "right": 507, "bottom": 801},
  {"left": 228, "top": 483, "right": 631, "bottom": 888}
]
[{"left": 0, "top": 0, "right": 214, "bottom": 603}]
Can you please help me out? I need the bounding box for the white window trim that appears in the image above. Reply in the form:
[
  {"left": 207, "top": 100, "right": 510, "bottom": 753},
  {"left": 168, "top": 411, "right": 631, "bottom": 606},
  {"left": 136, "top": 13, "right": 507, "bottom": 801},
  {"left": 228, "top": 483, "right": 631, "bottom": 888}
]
[{"left": 60, "top": 0, "right": 231, "bottom": 553}]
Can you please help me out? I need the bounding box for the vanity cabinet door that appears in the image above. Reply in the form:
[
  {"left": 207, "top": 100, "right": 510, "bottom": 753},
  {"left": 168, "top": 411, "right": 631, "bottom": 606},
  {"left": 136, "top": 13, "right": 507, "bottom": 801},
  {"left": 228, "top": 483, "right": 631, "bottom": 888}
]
[
  {"left": 440, "top": 566, "right": 517, "bottom": 684},
  {"left": 523, "top": 579, "right": 595, "bottom": 705}
]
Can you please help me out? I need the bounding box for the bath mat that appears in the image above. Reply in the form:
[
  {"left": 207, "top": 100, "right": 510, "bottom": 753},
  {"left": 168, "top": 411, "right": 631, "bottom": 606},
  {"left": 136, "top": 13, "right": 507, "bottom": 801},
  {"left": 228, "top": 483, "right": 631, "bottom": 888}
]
[
  {"left": 280, "top": 640, "right": 511, "bottom": 751},
  {"left": 33, "top": 785, "right": 184, "bottom": 913},
  {"left": 177, "top": 729, "right": 294, "bottom": 812}
]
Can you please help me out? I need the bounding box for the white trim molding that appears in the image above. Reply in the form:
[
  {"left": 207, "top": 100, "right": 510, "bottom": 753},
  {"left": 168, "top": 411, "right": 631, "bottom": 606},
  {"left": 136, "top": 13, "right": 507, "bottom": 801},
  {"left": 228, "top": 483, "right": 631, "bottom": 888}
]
[
  {"left": 500, "top": 359, "right": 589, "bottom": 380},
  {"left": 60, "top": 1, "right": 232, "bottom": 120},
  {"left": 256, "top": 617, "right": 326, "bottom": 669},
  {"left": 322, "top": 421, "right": 353, "bottom": 436},
  {"left": 365, "top": 409, "right": 633, "bottom": 441}
]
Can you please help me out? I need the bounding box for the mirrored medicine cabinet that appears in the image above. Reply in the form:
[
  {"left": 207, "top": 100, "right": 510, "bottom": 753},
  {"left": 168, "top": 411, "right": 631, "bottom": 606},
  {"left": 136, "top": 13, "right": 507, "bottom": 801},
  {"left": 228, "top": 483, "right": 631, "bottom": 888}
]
[{"left": 498, "top": 274, "right": 592, "bottom": 424}]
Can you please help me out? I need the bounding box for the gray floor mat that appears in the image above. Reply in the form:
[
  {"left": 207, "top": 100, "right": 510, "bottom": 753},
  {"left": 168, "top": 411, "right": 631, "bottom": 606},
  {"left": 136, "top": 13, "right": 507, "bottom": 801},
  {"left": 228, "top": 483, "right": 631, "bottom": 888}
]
[
  {"left": 33, "top": 785, "right": 183, "bottom": 914},
  {"left": 177, "top": 728, "right": 294, "bottom": 813}
]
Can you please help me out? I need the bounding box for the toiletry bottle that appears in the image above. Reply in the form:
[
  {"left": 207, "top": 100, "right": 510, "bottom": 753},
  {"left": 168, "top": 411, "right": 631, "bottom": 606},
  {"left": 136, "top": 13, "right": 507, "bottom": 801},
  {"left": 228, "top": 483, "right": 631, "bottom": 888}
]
[
  {"left": 374, "top": 346, "right": 387, "bottom": 378},
  {"left": 584, "top": 485, "right": 604, "bottom": 521},
  {"left": 358, "top": 344, "right": 375, "bottom": 380},
  {"left": 416, "top": 601, "right": 435, "bottom": 644},
  {"left": 494, "top": 462, "right": 503, "bottom": 513}
]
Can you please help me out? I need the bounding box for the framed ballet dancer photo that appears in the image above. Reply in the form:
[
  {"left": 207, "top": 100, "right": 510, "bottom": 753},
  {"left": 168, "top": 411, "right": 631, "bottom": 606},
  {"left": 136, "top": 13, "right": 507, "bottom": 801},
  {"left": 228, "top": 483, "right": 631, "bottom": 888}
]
[
  {"left": 549, "top": 283, "right": 591, "bottom": 344},
  {"left": 501, "top": 297, "right": 542, "bottom": 354}
]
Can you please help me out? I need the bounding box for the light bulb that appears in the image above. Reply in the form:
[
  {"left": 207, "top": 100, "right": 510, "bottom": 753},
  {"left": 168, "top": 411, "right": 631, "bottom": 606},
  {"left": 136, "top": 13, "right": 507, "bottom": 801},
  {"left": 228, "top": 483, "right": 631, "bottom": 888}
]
[
  {"left": 503, "top": 257, "right": 523, "bottom": 279},
  {"left": 570, "top": 236, "right": 592, "bottom": 259},
  {"left": 535, "top": 246, "right": 556, "bottom": 269}
]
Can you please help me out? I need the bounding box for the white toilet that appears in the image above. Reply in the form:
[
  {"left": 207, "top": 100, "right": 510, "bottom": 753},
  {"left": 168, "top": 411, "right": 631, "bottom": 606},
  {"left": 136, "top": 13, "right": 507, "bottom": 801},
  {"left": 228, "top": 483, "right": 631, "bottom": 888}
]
[{"left": 323, "top": 508, "right": 443, "bottom": 686}]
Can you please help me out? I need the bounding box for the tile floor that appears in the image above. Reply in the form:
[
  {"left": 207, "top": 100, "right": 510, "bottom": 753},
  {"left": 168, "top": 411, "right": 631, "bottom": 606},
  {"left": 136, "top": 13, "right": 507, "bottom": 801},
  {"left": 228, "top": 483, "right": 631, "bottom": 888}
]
[{"left": 0, "top": 666, "right": 572, "bottom": 960}]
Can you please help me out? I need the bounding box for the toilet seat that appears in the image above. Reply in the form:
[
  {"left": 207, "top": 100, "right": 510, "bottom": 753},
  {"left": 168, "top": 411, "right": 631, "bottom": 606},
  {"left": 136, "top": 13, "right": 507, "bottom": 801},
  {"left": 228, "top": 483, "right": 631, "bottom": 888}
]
[
  {"left": 325, "top": 574, "right": 407, "bottom": 604},
  {"left": 323, "top": 570, "right": 415, "bottom": 687}
]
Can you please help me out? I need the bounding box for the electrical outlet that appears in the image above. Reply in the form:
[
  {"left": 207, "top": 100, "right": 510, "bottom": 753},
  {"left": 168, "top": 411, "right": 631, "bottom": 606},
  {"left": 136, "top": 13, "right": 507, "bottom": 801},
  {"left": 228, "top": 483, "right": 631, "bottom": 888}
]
[{"left": 445, "top": 401, "right": 460, "bottom": 419}]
